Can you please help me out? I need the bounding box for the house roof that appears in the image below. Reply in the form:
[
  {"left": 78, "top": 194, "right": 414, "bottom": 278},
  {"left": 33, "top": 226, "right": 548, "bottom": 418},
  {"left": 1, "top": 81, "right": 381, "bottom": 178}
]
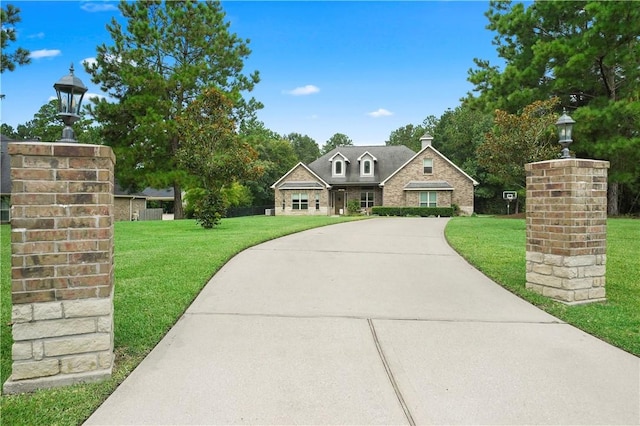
[
  {"left": 115, "top": 183, "right": 147, "bottom": 198},
  {"left": 278, "top": 181, "right": 326, "bottom": 190},
  {"left": 308, "top": 145, "right": 416, "bottom": 185},
  {"left": 141, "top": 187, "right": 174, "bottom": 200},
  {"left": 404, "top": 181, "right": 454, "bottom": 190},
  {"left": 271, "top": 162, "right": 331, "bottom": 189}
]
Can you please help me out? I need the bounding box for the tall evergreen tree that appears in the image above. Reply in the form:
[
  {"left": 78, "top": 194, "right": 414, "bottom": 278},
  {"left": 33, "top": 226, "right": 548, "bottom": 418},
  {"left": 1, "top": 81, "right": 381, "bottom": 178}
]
[
  {"left": 1, "top": 4, "right": 30, "bottom": 74},
  {"left": 321, "top": 133, "right": 353, "bottom": 155},
  {"left": 86, "top": 0, "right": 261, "bottom": 219},
  {"left": 467, "top": 0, "right": 640, "bottom": 214},
  {"left": 284, "top": 132, "right": 320, "bottom": 164}
]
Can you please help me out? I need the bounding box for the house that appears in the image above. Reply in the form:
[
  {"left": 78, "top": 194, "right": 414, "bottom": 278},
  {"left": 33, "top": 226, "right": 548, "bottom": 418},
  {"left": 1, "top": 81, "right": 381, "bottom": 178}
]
[
  {"left": 114, "top": 184, "right": 148, "bottom": 221},
  {"left": 271, "top": 134, "right": 478, "bottom": 216}
]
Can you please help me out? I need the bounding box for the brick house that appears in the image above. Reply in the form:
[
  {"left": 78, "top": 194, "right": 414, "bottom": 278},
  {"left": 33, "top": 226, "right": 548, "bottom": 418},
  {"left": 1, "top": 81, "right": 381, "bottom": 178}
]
[{"left": 271, "top": 134, "right": 478, "bottom": 216}]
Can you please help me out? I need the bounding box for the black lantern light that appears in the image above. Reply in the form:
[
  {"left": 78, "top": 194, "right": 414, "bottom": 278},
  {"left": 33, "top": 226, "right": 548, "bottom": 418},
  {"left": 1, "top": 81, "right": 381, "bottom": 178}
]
[
  {"left": 555, "top": 108, "right": 576, "bottom": 159},
  {"left": 53, "top": 63, "right": 88, "bottom": 142}
]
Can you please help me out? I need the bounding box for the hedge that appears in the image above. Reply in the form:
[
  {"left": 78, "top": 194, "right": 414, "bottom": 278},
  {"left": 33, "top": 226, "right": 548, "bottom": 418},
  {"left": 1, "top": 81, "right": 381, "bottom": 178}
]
[{"left": 371, "top": 206, "right": 455, "bottom": 217}]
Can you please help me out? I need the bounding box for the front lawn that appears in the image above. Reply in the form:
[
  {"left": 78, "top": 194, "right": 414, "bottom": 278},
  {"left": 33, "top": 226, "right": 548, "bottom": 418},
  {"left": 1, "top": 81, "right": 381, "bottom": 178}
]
[
  {"left": 445, "top": 216, "right": 640, "bottom": 357},
  {"left": 0, "top": 216, "right": 360, "bottom": 425}
]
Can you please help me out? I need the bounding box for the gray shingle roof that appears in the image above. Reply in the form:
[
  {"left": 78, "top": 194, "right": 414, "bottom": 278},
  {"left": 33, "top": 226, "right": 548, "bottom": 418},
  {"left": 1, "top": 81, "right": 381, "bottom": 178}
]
[
  {"left": 308, "top": 145, "right": 415, "bottom": 185},
  {"left": 278, "top": 181, "right": 326, "bottom": 190},
  {"left": 404, "top": 181, "right": 454, "bottom": 190}
]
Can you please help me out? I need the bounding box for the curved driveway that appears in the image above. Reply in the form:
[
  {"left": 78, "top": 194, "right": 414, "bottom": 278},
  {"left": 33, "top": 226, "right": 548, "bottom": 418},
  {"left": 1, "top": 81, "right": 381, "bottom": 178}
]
[{"left": 86, "top": 217, "right": 639, "bottom": 425}]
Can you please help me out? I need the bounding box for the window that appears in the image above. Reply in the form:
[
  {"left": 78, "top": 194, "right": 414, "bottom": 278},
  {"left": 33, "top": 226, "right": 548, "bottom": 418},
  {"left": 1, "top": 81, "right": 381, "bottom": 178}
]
[
  {"left": 360, "top": 191, "right": 374, "bottom": 208},
  {"left": 419, "top": 191, "right": 437, "bottom": 207},
  {"left": 334, "top": 160, "right": 343, "bottom": 176},
  {"left": 315, "top": 193, "right": 320, "bottom": 210},
  {"left": 363, "top": 160, "right": 371, "bottom": 175},
  {"left": 292, "top": 193, "right": 308, "bottom": 210},
  {"left": 423, "top": 158, "right": 433, "bottom": 174}
]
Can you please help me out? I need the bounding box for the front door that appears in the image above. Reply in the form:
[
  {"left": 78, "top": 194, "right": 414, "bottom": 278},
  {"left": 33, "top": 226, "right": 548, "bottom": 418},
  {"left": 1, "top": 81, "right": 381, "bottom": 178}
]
[{"left": 334, "top": 191, "right": 344, "bottom": 215}]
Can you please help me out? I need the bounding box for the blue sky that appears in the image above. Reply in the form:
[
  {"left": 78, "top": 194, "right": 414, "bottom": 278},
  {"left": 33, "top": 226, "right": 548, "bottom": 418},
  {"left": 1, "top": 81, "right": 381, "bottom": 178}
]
[{"left": 1, "top": 1, "right": 502, "bottom": 147}]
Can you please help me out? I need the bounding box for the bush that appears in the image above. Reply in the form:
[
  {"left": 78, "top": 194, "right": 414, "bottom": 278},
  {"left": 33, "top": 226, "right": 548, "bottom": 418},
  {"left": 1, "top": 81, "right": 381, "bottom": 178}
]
[
  {"left": 347, "top": 199, "right": 361, "bottom": 215},
  {"left": 194, "top": 190, "right": 226, "bottom": 229},
  {"left": 371, "top": 206, "right": 454, "bottom": 217}
]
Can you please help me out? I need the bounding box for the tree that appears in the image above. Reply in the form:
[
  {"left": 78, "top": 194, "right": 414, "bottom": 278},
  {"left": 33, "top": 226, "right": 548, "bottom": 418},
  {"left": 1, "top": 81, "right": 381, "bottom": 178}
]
[
  {"left": 1, "top": 4, "right": 30, "bottom": 73},
  {"left": 176, "top": 87, "right": 261, "bottom": 228},
  {"left": 284, "top": 132, "right": 320, "bottom": 163},
  {"left": 3, "top": 100, "right": 102, "bottom": 143},
  {"left": 240, "top": 120, "right": 298, "bottom": 206},
  {"left": 86, "top": 0, "right": 261, "bottom": 219},
  {"left": 467, "top": 0, "right": 640, "bottom": 214},
  {"left": 432, "top": 105, "right": 499, "bottom": 211},
  {"left": 321, "top": 133, "right": 353, "bottom": 154},
  {"left": 386, "top": 115, "right": 438, "bottom": 152},
  {"left": 477, "top": 98, "right": 560, "bottom": 194}
]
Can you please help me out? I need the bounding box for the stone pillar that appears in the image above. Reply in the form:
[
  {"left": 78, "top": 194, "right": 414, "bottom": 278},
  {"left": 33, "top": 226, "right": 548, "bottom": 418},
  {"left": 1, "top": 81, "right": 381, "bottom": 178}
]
[
  {"left": 3, "top": 142, "right": 115, "bottom": 394},
  {"left": 525, "top": 159, "right": 609, "bottom": 304}
]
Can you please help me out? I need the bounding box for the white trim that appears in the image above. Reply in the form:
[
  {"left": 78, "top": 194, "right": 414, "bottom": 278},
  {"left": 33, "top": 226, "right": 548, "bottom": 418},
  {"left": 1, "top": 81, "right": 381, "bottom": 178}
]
[
  {"left": 328, "top": 151, "right": 350, "bottom": 163},
  {"left": 356, "top": 151, "right": 378, "bottom": 163},
  {"left": 270, "top": 162, "right": 331, "bottom": 189},
  {"left": 380, "top": 145, "right": 479, "bottom": 187}
]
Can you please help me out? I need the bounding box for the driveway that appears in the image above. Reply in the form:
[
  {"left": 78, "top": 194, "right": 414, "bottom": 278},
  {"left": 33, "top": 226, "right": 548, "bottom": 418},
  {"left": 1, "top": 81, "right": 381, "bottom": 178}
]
[{"left": 85, "top": 217, "right": 639, "bottom": 425}]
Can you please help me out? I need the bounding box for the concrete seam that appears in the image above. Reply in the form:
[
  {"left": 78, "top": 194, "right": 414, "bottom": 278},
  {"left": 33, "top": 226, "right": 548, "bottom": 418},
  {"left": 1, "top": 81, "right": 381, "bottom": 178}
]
[
  {"left": 186, "top": 311, "right": 564, "bottom": 325},
  {"left": 367, "top": 318, "right": 416, "bottom": 426}
]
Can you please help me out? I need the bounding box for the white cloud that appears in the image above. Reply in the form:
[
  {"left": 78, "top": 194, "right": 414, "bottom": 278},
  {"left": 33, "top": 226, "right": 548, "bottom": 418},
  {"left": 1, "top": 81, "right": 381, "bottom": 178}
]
[
  {"left": 27, "top": 32, "right": 45, "bottom": 39},
  {"left": 367, "top": 108, "right": 393, "bottom": 118},
  {"left": 29, "top": 49, "right": 62, "bottom": 59},
  {"left": 85, "top": 92, "right": 106, "bottom": 102},
  {"left": 284, "top": 85, "right": 320, "bottom": 96},
  {"left": 81, "top": 2, "right": 119, "bottom": 12},
  {"left": 82, "top": 57, "right": 98, "bottom": 68}
]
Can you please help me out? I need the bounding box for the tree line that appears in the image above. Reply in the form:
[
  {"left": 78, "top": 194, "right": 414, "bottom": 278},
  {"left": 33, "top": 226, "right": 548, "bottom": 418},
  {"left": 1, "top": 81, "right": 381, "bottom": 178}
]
[{"left": 3, "top": 0, "right": 638, "bottom": 224}]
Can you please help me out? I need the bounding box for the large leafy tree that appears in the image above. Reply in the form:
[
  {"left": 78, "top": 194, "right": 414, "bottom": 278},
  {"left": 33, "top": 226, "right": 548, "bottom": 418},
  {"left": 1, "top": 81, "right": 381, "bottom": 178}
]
[
  {"left": 86, "top": 0, "right": 261, "bottom": 219},
  {"left": 477, "top": 98, "right": 560, "bottom": 193},
  {"left": 176, "top": 87, "right": 260, "bottom": 228},
  {"left": 1, "top": 4, "right": 30, "bottom": 74},
  {"left": 467, "top": 0, "right": 640, "bottom": 214},
  {"left": 432, "top": 105, "right": 498, "bottom": 211},
  {"left": 321, "top": 133, "right": 353, "bottom": 155},
  {"left": 284, "top": 132, "right": 320, "bottom": 163},
  {"left": 240, "top": 119, "right": 298, "bottom": 206}
]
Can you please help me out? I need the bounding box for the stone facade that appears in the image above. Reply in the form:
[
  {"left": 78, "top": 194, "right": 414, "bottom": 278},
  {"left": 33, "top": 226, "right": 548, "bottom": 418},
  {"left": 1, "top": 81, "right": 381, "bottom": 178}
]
[
  {"left": 4, "top": 142, "right": 115, "bottom": 394},
  {"left": 525, "top": 159, "right": 609, "bottom": 304},
  {"left": 274, "top": 164, "right": 329, "bottom": 216},
  {"left": 383, "top": 147, "right": 475, "bottom": 215}
]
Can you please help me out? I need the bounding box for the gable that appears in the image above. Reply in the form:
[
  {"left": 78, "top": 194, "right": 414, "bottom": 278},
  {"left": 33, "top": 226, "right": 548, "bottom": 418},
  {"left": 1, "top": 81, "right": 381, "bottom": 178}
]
[
  {"left": 380, "top": 145, "right": 478, "bottom": 186},
  {"left": 271, "top": 162, "right": 330, "bottom": 189}
]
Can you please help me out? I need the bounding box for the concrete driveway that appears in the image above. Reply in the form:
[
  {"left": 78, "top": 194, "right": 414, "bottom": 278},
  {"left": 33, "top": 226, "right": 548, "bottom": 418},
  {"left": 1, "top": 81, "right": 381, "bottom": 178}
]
[{"left": 85, "top": 217, "right": 639, "bottom": 425}]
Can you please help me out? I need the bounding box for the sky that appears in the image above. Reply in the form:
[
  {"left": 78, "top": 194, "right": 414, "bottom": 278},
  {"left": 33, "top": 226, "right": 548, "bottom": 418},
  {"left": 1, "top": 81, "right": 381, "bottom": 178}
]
[{"left": 1, "top": 1, "right": 503, "bottom": 147}]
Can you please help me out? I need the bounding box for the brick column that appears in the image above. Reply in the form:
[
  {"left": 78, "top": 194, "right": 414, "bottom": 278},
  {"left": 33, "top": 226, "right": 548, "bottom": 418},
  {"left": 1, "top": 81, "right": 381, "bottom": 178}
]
[
  {"left": 525, "top": 159, "right": 609, "bottom": 304},
  {"left": 3, "top": 142, "right": 115, "bottom": 394}
]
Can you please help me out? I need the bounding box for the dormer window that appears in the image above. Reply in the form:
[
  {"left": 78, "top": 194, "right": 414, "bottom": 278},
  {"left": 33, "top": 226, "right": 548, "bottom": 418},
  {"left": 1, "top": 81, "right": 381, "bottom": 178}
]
[
  {"left": 357, "top": 151, "right": 377, "bottom": 177},
  {"left": 329, "top": 152, "right": 349, "bottom": 177}
]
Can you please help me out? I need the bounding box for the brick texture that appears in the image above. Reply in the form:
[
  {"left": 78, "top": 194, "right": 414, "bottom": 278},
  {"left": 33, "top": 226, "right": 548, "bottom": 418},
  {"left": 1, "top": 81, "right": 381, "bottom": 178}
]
[
  {"left": 525, "top": 159, "right": 609, "bottom": 304},
  {"left": 4, "top": 142, "right": 115, "bottom": 394}
]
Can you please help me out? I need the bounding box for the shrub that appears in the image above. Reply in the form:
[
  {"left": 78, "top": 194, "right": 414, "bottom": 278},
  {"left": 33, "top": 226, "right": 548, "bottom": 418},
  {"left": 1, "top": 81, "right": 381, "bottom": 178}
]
[
  {"left": 371, "top": 206, "right": 454, "bottom": 217},
  {"left": 347, "top": 199, "right": 361, "bottom": 215},
  {"left": 194, "top": 189, "right": 226, "bottom": 229}
]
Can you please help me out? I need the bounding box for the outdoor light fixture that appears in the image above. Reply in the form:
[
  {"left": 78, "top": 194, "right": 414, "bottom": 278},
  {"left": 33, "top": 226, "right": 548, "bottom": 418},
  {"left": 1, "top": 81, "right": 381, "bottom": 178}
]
[
  {"left": 54, "top": 63, "right": 88, "bottom": 142},
  {"left": 555, "top": 108, "right": 576, "bottom": 159}
]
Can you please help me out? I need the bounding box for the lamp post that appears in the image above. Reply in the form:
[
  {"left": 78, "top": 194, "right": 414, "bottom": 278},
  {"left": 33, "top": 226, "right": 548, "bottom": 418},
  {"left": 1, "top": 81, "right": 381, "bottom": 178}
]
[
  {"left": 556, "top": 108, "right": 576, "bottom": 159},
  {"left": 53, "top": 63, "right": 87, "bottom": 142}
]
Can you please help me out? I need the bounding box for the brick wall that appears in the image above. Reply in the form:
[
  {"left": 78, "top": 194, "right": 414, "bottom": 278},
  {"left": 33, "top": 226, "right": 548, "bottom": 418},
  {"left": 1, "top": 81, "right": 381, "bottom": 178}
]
[
  {"left": 382, "top": 147, "right": 475, "bottom": 215},
  {"left": 525, "top": 159, "right": 609, "bottom": 304},
  {"left": 4, "top": 142, "right": 115, "bottom": 394},
  {"left": 274, "top": 165, "right": 329, "bottom": 215}
]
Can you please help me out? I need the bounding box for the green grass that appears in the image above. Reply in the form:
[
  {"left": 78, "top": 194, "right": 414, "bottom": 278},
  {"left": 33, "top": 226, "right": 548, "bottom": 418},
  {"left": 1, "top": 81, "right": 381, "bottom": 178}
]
[
  {"left": 445, "top": 216, "right": 640, "bottom": 357},
  {"left": 0, "top": 216, "right": 361, "bottom": 425}
]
